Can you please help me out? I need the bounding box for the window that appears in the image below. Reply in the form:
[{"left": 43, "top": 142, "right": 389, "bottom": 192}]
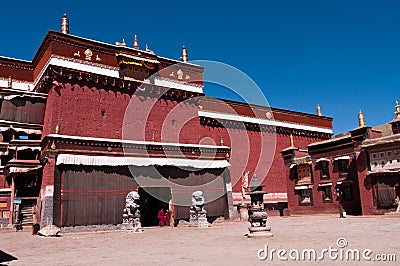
[
  {"left": 296, "top": 164, "right": 312, "bottom": 184},
  {"left": 340, "top": 184, "right": 353, "bottom": 201},
  {"left": 337, "top": 159, "right": 349, "bottom": 178},
  {"left": 318, "top": 161, "right": 330, "bottom": 180},
  {"left": 298, "top": 189, "right": 313, "bottom": 206},
  {"left": 321, "top": 186, "right": 333, "bottom": 202}
]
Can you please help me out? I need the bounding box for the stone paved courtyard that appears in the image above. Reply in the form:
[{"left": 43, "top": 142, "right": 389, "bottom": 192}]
[{"left": 1, "top": 214, "right": 400, "bottom": 265}]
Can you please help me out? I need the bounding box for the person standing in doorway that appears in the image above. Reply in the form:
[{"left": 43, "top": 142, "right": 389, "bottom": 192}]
[
  {"left": 165, "top": 209, "right": 171, "bottom": 226},
  {"left": 158, "top": 208, "right": 165, "bottom": 226}
]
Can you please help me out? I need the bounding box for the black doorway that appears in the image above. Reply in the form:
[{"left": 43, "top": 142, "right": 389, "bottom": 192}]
[{"left": 138, "top": 187, "right": 171, "bottom": 227}]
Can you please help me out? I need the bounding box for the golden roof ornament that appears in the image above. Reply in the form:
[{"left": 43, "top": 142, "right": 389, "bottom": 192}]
[
  {"left": 358, "top": 110, "right": 365, "bottom": 127},
  {"left": 61, "top": 13, "right": 69, "bottom": 34},
  {"left": 55, "top": 123, "right": 60, "bottom": 134},
  {"left": 133, "top": 35, "right": 139, "bottom": 49},
  {"left": 115, "top": 39, "right": 126, "bottom": 47},
  {"left": 7, "top": 76, "right": 12, "bottom": 88},
  {"left": 145, "top": 44, "right": 154, "bottom": 54},
  {"left": 182, "top": 46, "right": 188, "bottom": 62},
  {"left": 290, "top": 133, "right": 294, "bottom": 147},
  {"left": 317, "top": 104, "right": 322, "bottom": 116},
  {"left": 395, "top": 100, "right": 400, "bottom": 118}
]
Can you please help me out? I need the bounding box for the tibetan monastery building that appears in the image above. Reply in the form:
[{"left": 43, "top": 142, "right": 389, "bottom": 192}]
[
  {"left": 0, "top": 15, "right": 332, "bottom": 228},
  {"left": 282, "top": 107, "right": 400, "bottom": 216}
]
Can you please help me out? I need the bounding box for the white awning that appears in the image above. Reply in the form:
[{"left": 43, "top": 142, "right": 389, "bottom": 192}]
[
  {"left": 316, "top": 158, "right": 330, "bottom": 163},
  {"left": 8, "top": 166, "right": 42, "bottom": 173},
  {"left": 0, "top": 126, "right": 42, "bottom": 135},
  {"left": 8, "top": 146, "right": 41, "bottom": 151},
  {"left": 318, "top": 182, "right": 332, "bottom": 187},
  {"left": 56, "top": 154, "right": 231, "bottom": 169},
  {"left": 334, "top": 156, "right": 351, "bottom": 161},
  {"left": 294, "top": 185, "right": 313, "bottom": 190}
]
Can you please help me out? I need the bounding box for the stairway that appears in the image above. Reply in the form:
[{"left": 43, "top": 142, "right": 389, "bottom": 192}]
[{"left": 20, "top": 204, "right": 34, "bottom": 225}]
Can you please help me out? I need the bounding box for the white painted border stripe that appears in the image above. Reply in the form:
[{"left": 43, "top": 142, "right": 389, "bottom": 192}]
[
  {"left": 33, "top": 55, "right": 204, "bottom": 94},
  {"left": 198, "top": 110, "right": 333, "bottom": 134},
  {"left": 0, "top": 78, "right": 33, "bottom": 91},
  {"left": 154, "top": 78, "right": 203, "bottom": 93},
  {"left": 47, "top": 134, "right": 231, "bottom": 149},
  {"left": 49, "top": 56, "right": 120, "bottom": 78}
]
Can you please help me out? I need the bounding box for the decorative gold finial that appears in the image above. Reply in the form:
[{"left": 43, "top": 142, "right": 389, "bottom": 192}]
[
  {"left": 395, "top": 100, "right": 400, "bottom": 118},
  {"left": 220, "top": 136, "right": 224, "bottom": 146},
  {"left": 61, "top": 13, "right": 69, "bottom": 34},
  {"left": 182, "top": 46, "right": 188, "bottom": 62},
  {"left": 290, "top": 134, "right": 294, "bottom": 147},
  {"left": 55, "top": 123, "right": 60, "bottom": 134},
  {"left": 133, "top": 35, "right": 139, "bottom": 49},
  {"left": 115, "top": 39, "right": 126, "bottom": 47},
  {"left": 317, "top": 104, "right": 322, "bottom": 116},
  {"left": 7, "top": 76, "right": 12, "bottom": 88},
  {"left": 358, "top": 110, "right": 365, "bottom": 127}
]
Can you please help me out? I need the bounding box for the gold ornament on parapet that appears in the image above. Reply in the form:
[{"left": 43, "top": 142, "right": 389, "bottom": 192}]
[
  {"left": 177, "top": 69, "right": 183, "bottom": 80},
  {"left": 84, "top": 49, "right": 93, "bottom": 61}
]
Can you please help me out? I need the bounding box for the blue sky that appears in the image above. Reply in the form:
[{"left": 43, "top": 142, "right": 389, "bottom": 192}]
[{"left": 0, "top": 0, "right": 399, "bottom": 134}]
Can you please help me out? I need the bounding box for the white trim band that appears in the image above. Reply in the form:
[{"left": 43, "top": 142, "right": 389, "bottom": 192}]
[
  {"left": 0, "top": 78, "right": 33, "bottom": 91},
  {"left": 47, "top": 134, "right": 230, "bottom": 149},
  {"left": 334, "top": 155, "right": 351, "bottom": 161},
  {"left": 198, "top": 110, "right": 333, "bottom": 134},
  {"left": 8, "top": 146, "right": 41, "bottom": 151},
  {"left": 318, "top": 182, "right": 332, "bottom": 187},
  {"left": 316, "top": 158, "right": 330, "bottom": 163},
  {"left": 154, "top": 78, "right": 203, "bottom": 93},
  {"left": 48, "top": 56, "right": 120, "bottom": 78},
  {"left": 56, "top": 154, "right": 231, "bottom": 169},
  {"left": 294, "top": 185, "right": 313, "bottom": 190}
]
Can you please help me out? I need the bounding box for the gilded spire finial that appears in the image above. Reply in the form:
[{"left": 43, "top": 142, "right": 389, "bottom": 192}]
[
  {"left": 61, "top": 13, "right": 69, "bottom": 34},
  {"left": 395, "top": 100, "right": 400, "bottom": 118},
  {"left": 358, "top": 110, "right": 365, "bottom": 127},
  {"left": 317, "top": 104, "right": 322, "bottom": 116},
  {"left": 182, "top": 46, "right": 188, "bottom": 62},
  {"left": 7, "top": 76, "right": 12, "bottom": 88},
  {"left": 133, "top": 35, "right": 139, "bottom": 49},
  {"left": 290, "top": 133, "right": 294, "bottom": 147},
  {"left": 55, "top": 123, "right": 60, "bottom": 134}
]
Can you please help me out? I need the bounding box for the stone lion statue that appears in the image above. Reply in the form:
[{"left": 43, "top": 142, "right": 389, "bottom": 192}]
[
  {"left": 123, "top": 191, "right": 140, "bottom": 218},
  {"left": 190, "top": 190, "right": 206, "bottom": 214}
]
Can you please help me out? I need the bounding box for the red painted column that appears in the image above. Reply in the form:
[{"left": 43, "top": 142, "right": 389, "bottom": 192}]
[
  {"left": 39, "top": 156, "right": 56, "bottom": 227},
  {"left": 356, "top": 150, "right": 375, "bottom": 215}
]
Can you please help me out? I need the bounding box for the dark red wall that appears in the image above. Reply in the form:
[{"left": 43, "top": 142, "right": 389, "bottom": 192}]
[{"left": 42, "top": 84, "right": 330, "bottom": 196}]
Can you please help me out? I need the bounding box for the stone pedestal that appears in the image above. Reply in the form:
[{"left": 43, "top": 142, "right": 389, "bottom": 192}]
[
  {"left": 189, "top": 212, "right": 209, "bottom": 227},
  {"left": 189, "top": 191, "right": 209, "bottom": 228},
  {"left": 246, "top": 174, "right": 273, "bottom": 238},
  {"left": 121, "top": 217, "right": 143, "bottom": 233},
  {"left": 121, "top": 191, "right": 142, "bottom": 233}
]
